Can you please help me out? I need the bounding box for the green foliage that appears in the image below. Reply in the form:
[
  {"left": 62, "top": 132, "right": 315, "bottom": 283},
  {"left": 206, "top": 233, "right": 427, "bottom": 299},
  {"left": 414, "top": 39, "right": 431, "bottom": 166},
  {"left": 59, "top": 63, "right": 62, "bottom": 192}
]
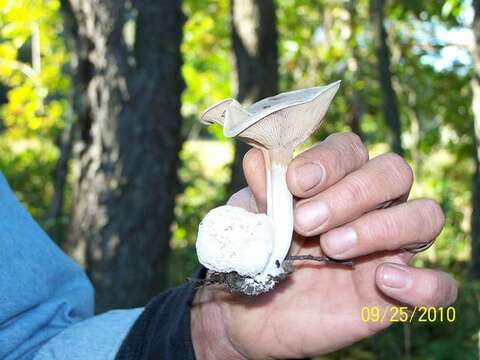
[
  {"left": 181, "top": 0, "right": 232, "bottom": 140},
  {"left": 0, "top": 0, "right": 68, "bottom": 222}
]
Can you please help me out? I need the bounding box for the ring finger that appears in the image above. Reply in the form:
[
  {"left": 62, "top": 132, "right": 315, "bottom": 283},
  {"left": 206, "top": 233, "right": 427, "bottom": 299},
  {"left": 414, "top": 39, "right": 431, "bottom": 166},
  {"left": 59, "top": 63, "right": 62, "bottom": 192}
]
[{"left": 319, "top": 199, "right": 445, "bottom": 259}]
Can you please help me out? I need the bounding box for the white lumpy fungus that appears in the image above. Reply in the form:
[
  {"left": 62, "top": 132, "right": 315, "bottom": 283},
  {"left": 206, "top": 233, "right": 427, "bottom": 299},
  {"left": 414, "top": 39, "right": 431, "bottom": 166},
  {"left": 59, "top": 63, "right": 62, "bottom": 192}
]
[{"left": 196, "top": 205, "right": 274, "bottom": 277}]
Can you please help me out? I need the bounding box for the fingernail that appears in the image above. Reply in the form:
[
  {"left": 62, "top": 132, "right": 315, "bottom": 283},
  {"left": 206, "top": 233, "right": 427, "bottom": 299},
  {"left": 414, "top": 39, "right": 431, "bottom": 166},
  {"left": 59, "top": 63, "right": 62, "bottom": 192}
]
[
  {"left": 295, "top": 163, "right": 324, "bottom": 192},
  {"left": 381, "top": 264, "right": 411, "bottom": 289},
  {"left": 295, "top": 201, "right": 330, "bottom": 233},
  {"left": 322, "top": 227, "right": 357, "bottom": 256}
]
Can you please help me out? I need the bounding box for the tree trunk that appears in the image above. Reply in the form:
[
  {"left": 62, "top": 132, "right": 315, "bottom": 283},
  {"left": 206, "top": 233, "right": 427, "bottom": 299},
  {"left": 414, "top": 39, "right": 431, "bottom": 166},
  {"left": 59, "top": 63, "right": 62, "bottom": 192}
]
[
  {"left": 370, "top": 0, "right": 403, "bottom": 155},
  {"left": 228, "top": 0, "right": 278, "bottom": 196},
  {"left": 48, "top": 0, "right": 92, "bottom": 244},
  {"left": 66, "top": 0, "right": 185, "bottom": 311},
  {"left": 346, "top": 0, "right": 365, "bottom": 139},
  {"left": 470, "top": 0, "right": 480, "bottom": 279},
  {"left": 46, "top": 121, "right": 75, "bottom": 243}
]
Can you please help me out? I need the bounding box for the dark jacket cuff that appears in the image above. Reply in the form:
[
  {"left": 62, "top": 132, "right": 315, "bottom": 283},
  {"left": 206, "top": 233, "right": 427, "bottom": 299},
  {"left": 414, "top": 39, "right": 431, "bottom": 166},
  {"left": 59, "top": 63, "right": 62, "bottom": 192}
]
[{"left": 115, "top": 267, "right": 207, "bottom": 360}]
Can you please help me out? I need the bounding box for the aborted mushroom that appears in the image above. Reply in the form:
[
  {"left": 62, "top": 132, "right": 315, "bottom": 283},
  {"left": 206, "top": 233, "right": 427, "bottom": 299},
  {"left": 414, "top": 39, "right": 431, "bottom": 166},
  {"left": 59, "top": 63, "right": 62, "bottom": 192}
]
[{"left": 196, "top": 81, "right": 341, "bottom": 295}]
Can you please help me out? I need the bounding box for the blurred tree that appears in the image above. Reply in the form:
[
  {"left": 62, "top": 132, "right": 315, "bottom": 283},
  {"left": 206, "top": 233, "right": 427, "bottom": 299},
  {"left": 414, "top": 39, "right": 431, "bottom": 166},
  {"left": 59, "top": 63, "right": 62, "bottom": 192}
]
[
  {"left": 228, "top": 0, "right": 278, "bottom": 195},
  {"left": 166, "top": 0, "right": 232, "bottom": 286},
  {"left": 471, "top": 0, "right": 480, "bottom": 278},
  {"left": 45, "top": 113, "right": 74, "bottom": 241},
  {"left": 370, "top": 0, "right": 403, "bottom": 155},
  {"left": 345, "top": 0, "right": 366, "bottom": 138},
  {"left": 64, "top": 0, "right": 185, "bottom": 311},
  {"left": 45, "top": 0, "right": 82, "bottom": 242}
]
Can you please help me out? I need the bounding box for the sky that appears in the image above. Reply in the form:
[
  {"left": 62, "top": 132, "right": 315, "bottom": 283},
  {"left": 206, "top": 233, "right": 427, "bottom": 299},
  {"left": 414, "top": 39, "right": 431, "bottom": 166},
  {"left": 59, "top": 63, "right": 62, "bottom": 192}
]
[{"left": 420, "top": 1, "right": 473, "bottom": 73}]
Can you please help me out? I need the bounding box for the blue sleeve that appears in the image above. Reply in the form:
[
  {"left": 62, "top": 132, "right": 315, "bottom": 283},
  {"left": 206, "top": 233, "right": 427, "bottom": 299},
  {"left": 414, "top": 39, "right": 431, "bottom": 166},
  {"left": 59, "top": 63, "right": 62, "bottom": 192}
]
[
  {"left": 0, "top": 172, "right": 140, "bottom": 359},
  {"left": 33, "top": 308, "right": 143, "bottom": 360}
]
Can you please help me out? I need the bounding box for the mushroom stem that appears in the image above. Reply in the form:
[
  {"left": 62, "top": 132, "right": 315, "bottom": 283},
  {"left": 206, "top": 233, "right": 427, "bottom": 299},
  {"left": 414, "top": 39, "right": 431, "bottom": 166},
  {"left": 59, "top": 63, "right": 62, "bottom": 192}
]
[{"left": 260, "top": 146, "right": 294, "bottom": 280}]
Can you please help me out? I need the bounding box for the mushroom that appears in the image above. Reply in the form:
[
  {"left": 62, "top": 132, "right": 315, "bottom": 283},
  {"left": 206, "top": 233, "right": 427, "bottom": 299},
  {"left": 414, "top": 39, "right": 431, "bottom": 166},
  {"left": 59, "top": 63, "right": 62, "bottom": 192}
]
[
  {"left": 196, "top": 81, "right": 341, "bottom": 295},
  {"left": 196, "top": 205, "right": 274, "bottom": 277}
]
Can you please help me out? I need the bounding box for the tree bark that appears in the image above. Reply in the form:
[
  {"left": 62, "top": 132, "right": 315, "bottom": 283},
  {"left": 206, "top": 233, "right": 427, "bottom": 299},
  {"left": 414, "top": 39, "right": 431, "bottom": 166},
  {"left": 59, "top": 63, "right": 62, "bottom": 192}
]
[
  {"left": 228, "top": 0, "right": 278, "bottom": 196},
  {"left": 346, "top": 0, "right": 365, "bottom": 139},
  {"left": 470, "top": 0, "right": 480, "bottom": 278},
  {"left": 66, "top": 0, "right": 185, "bottom": 311},
  {"left": 46, "top": 0, "right": 92, "bottom": 244},
  {"left": 46, "top": 121, "right": 75, "bottom": 243},
  {"left": 370, "top": 0, "right": 403, "bottom": 155}
]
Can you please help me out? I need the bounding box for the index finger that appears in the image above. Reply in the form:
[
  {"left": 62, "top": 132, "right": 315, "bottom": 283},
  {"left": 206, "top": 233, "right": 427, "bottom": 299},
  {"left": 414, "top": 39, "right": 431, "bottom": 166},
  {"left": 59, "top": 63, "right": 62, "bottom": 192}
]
[
  {"left": 243, "top": 148, "right": 267, "bottom": 212},
  {"left": 286, "top": 132, "right": 369, "bottom": 198}
]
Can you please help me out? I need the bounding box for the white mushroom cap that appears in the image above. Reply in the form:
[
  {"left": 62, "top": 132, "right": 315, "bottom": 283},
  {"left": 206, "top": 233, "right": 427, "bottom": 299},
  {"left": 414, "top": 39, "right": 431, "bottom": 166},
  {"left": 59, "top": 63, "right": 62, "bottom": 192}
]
[
  {"left": 200, "top": 98, "right": 233, "bottom": 126},
  {"left": 196, "top": 205, "right": 274, "bottom": 277},
  {"left": 200, "top": 81, "right": 341, "bottom": 150},
  {"left": 224, "top": 81, "right": 341, "bottom": 149}
]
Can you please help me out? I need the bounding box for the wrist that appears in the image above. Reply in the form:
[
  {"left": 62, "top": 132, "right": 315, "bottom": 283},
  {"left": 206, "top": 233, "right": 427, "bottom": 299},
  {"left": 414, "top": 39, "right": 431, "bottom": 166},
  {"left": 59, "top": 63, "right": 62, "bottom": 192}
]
[{"left": 191, "top": 287, "right": 247, "bottom": 360}]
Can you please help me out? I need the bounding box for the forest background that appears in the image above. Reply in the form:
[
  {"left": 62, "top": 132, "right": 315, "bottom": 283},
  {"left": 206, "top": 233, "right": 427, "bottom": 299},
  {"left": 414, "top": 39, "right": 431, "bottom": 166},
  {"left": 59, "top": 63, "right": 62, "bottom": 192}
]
[{"left": 0, "top": 0, "right": 479, "bottom": 358}]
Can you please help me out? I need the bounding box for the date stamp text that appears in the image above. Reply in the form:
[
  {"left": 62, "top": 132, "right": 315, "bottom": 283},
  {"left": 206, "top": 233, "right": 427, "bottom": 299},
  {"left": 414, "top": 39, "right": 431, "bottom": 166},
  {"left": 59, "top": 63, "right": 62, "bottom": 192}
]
[{"left": 360, "top": 305, "right": 456, "bottom": 323}]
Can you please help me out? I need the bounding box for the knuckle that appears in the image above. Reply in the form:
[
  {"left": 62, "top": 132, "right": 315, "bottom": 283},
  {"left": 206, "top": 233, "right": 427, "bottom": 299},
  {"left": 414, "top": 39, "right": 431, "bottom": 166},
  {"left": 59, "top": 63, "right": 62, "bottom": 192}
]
[
  {"left": 346, "top": 132, "right": 369, "bottom": 163},
  {"left": 343, "top": 131, "right": 362, "bottom": 144},
  {"left": 325, "top": 132, "right": 346, "bottom": 142},
  {"left": 382, "top": 153, "right": 414, "bottom": 190},
  {"left": 323, "top": 132, "right": 368, "bottom": 175},
  {"left": 376, "top": 213, "right": 402, "bottom": 249},
  {"left": 357, "top": 142, "right": 369, "bottom": 163},
  {"left": 319, "top": 145, "right": 344, "bottom": 180},
  {"left": 342, "top": 176, "right": 369, "bottom": 204},
  {"left": 421, "top": 272, "right": 456, "bottom": 307},
  {"left": 447, "top": 278, "right": 459, "bottom": 305},
  {"left": 326, "top": 132, "right": 362, "bottom": 153},
  {"left": 423, "top": 275, "right": 442, "bottom": 305},
  {"left": 419, "top": 199, "right": 445, "bottom": 236},
  {"left": 331, "top": 145, "right": 346, "bottom": 174}
]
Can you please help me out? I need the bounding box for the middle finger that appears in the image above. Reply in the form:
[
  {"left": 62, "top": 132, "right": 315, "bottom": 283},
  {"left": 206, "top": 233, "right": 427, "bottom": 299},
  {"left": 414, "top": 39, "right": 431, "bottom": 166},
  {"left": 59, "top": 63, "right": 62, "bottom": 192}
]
[{"left": 294, "top": 153, "right": 413, "bottom": 236}]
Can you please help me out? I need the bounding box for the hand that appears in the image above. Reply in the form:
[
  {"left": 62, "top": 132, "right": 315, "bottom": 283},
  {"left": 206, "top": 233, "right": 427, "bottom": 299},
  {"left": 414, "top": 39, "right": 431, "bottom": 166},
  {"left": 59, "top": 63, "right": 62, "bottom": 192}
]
[{"left": 191, "top": 132, "right": 458, "bottom": 360}]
